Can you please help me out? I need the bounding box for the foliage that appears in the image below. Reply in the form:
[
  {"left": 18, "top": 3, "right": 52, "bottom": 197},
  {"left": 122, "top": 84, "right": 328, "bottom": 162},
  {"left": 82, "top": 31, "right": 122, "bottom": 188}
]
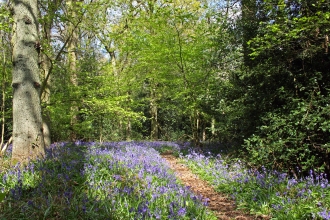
[
  {"left": 0, "top": 3, "right": 13, "bottom": 146},
  {"left": 1, "top": 0, "right": 330, "bottom": 176},
  {"left": 245, "top": 94, "right": 330, "bottom": 174},
  {"left": 215, "top": 0, "right": 330, "bottom": 175},
  {"left": 0, "top": 5, "right": 12, "bottom": 33}
]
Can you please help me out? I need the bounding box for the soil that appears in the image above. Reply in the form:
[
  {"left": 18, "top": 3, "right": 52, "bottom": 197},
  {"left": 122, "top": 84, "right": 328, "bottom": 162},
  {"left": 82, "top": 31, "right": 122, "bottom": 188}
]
[{"left": 162, "top": 154, "right": 269, "bottom": 220}]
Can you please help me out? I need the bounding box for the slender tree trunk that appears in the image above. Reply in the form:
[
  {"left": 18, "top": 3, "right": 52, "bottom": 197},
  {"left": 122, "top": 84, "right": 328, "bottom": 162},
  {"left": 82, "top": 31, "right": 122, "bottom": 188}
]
[
  {"left": 150, "top": 102, "right": 158, "bottom": 140},
  {"left": 109, "top": 48, "right": 124, "bottom": 139},
  {"left": 11, "top": 0, "right": 45, "bottom": 164},
  {"left": 0, "top": 93, "right": 5, "bottom": 150},
  {"left": 211, "top": 117, "right": 215, "bottom": 137},
  {"left": 1, "top": 136, "right": 12, "bottom": 156},
  {"left": 150, "top": 86, "right": 158, "bottom": 140},
  {"left": 41, "top": 21, "right": 52, "bottom": 148},
  {"left": 191, "top": 110, "right": 201, "bottom": 147},
  {"left": 202, "top": 123, "right": 206, "bottom": 142},
  {"left": 67, "top": 0, "right": 79, "bottom": 141},
  {"left": 99, "top": 115, "right": 103, "bottom": 143},
  {"left": 41, "top": 63, "right": 52, "bottom": 147},
  {"left": 126, "top": 118, "right": 131, "bottom": 141},
  {"left": 1, "top": 41, "right": 7, "bottom": 149}
]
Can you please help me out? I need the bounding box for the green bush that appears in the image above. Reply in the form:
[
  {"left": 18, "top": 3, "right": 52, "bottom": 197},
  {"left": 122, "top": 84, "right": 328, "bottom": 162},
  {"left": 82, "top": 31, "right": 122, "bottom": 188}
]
[{"left": 244, "top": 94, "right": 330, "bottom": 174}]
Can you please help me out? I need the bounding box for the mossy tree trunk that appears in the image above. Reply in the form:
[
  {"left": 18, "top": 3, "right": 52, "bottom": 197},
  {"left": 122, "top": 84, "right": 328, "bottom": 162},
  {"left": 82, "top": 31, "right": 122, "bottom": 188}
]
[{"left": 11, "top": 0, "right": 45, "bottom": 163}]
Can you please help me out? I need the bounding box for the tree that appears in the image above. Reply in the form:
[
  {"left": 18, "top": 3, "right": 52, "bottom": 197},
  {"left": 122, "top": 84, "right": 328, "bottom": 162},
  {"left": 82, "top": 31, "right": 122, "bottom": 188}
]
[
  {"left": 11, "top": 0, "right": 45, "bottom": 163},
  {"left": 238, "top": 0, "right": 330, "bottom": 174}
]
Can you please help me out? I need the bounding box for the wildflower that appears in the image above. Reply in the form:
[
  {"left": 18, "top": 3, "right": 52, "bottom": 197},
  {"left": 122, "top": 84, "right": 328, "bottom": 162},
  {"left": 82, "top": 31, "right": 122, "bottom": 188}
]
[
  {"left": 271, "top": 204, "right": 283, "bottom": 211},
  {"left": 321, "top": 183, "right": 327, "bottom": 189},
  {"left": 297, "top": 188, "right": 305, "bottom": 197},
  {"left": 113, "top": 175, "right": 122, "bottom": 181},
  {"left": 319, "top": 209, "right": 330, "bottom": 220},
  {"left": 153, "top": 208, "right": 162, "bottom": 219},
  {"left": 287, "top": 178, "right": 298, "bottom": 189},
  {"left": 177, "top": 207, "right": 186, "bottom": 216},
  {"left": 203, "top": 198, "right": 210, "bottom": 206}
]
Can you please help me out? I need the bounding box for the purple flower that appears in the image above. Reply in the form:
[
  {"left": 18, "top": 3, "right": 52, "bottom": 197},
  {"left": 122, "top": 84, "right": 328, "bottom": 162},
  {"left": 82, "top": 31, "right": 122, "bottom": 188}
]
[
  {"left": 271, "top": 204, "right": 283, "bottom": 211},
  {"left": 319, "top": 209, "right": 330, "bottom": 220},
  {"left": 177, "top": 207, "right": 186, "bottom": 216},
  {"left": 113, "top": 175, "right": 122, "bottom": 181}
]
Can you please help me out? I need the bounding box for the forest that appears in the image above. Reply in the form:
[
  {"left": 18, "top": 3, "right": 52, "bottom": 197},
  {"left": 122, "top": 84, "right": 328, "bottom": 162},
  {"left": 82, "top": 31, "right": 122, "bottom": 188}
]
[{"left": 0, "top": 0, "right": 330, "bottom": 219}]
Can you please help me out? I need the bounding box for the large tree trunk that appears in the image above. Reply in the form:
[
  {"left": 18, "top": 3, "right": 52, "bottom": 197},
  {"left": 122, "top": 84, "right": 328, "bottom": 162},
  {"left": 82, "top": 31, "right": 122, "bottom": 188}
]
[{"left": 11, "top": 0, "right": 45, "bottom": 164}]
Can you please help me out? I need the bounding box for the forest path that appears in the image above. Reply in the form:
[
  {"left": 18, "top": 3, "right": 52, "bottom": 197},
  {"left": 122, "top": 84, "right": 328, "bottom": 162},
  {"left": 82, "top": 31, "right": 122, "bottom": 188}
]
[{"left": 162, "top": 154, "right": 266, "bottom": 220}]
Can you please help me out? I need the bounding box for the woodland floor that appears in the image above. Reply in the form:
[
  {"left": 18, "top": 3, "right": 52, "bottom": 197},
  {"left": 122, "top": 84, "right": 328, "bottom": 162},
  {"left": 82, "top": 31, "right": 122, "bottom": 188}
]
[{"left": 162, "top": 154, "right": 269, "bottom": 220}]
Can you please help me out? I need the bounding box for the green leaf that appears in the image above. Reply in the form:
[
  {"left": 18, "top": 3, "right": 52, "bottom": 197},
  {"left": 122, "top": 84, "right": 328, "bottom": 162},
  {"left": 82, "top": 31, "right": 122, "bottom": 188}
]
[{"left": 0, "top": 192, "right": 6, "bottom": 202}]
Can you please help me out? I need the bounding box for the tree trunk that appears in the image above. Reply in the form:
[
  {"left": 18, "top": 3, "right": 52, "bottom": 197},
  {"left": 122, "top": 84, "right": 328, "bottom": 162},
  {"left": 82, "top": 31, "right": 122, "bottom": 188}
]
[
  {"left": 126, "top": 118, "right": 131, "bottom": 141},
  {"left": 41, "top": 26, "right": 52, "bottom": 148},
  {"left": 1, "top": 136, "right": 12, "bottom": 156},
  {"left": 11, "top": 0, "right": 45, "bottom": 164},
  {"left": 67, "top": 0, "right": 79, "bottom": 141},
  {"left": 202, "top": 123, "right": 206, "bottom": 142},
  {"left": 1, "top": 41, "right": 7, "bottom": 149},
  {"left": 150, "top": 86, "right": 158, "bottom": 140},
  {"left": 211, "top": 117, "right": 215, "bottom": 137},
  {"left": 191, "top": 110, "right": 201, "bottom": 147}
]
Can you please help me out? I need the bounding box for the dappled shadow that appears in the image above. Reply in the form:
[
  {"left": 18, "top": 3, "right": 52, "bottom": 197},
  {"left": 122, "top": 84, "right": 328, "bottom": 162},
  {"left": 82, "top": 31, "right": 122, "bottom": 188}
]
[
  {"left": 1, "top": 141, "right": 211, "bottom": 219},
  {"left": 11, "top": 0, "right": 44, "bottom": 162},
  {"left": 0, "top": 142, "right": 103, "bottom": 219}
]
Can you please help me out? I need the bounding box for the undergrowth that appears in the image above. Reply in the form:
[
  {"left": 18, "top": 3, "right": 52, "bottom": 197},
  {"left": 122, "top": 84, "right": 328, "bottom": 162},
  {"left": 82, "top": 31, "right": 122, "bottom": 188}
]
[
  {"left": 0, "top": 141, "right": 216, "bottom": 220},
  {"left": 182, "top": 149, "right": 330, "bottom": 220}
]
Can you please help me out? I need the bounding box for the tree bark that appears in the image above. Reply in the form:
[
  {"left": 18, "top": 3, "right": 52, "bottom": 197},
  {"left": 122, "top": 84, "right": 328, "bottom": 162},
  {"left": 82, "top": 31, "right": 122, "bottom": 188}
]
[
  {"left": 126, "top": 118, "right": 131, "bottom": 141},
  {"left": 40, "top": 18, "right": 52, "bottom": 148},
  {"left": 11, "top": 0, "right": 45, "bottom": 164},
  {"left": 211, "top": 117, "right": 215, "bottom": 137},
  {"left": 67, "top": 0, "right": 79, "bottom": 141},
  {"left": 1, "top": 40, "right": 7, "bottom": 149},
  {"left": 150, "top": 86, "right": 158, "bottom": 140}
]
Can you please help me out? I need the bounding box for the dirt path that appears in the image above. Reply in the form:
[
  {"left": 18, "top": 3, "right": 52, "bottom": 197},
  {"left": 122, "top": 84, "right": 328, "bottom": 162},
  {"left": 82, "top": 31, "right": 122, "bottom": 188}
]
[{"left": 162, "top": 154, "right": 266, "bottom": 220}]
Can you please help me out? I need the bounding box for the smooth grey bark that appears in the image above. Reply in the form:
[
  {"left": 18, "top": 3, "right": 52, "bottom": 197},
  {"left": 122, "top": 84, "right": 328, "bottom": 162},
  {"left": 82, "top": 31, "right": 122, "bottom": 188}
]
[
  {"left": 11, "top": 0, "right": 45, "bottom": 163},
  {"left": 67, "top": 0, "right": 79, "bottom": 141}
]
